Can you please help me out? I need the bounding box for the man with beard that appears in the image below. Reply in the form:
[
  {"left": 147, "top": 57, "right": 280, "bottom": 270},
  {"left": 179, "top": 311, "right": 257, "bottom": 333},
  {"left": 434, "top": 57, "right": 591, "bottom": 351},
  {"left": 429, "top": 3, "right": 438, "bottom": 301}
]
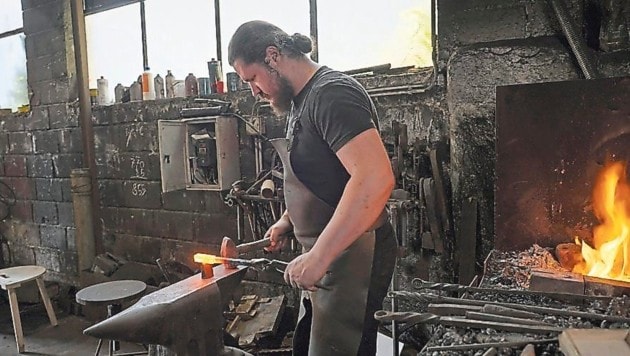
[{"left": 228, "top": 20, "right": 397, "bottom": 356}]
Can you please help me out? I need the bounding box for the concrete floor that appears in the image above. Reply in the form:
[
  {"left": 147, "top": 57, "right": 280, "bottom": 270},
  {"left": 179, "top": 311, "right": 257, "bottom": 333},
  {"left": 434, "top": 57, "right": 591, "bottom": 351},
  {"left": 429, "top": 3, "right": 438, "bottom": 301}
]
[{"left": 0, "top": 300, "right": 146, "bottom": 356}]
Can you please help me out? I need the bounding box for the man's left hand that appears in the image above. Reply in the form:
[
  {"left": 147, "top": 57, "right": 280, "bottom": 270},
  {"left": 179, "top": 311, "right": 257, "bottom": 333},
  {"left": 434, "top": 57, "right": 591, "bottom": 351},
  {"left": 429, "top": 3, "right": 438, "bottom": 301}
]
[{"left": 284, "top": 251, "right": 328, "bottom": 291}]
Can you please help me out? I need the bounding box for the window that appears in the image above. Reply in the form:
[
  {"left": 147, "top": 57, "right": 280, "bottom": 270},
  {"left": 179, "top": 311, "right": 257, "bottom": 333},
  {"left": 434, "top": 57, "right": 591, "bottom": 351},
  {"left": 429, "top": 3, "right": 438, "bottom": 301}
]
[
  {"left": 84, "top": 0, "right": 433, "bottom": 101},
  {"left": 0, "top": 0, "right": 28, "bottom": 111}
]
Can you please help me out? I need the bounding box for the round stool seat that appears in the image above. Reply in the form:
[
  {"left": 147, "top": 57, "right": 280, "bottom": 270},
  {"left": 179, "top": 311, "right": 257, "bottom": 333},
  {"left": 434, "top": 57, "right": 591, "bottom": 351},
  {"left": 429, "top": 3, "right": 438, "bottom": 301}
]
[
  {"left": 0, "top": 265, "right": 46, "bottom": 289},
  {"left": 76, "top": 280, "right": 147, "bottom": 306}
]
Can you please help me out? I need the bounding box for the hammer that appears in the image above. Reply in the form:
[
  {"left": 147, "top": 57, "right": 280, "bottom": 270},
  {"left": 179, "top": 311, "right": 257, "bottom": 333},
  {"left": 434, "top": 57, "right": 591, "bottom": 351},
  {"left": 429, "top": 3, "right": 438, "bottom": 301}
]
[{"left": 220, "top": 236, "right": 272, "bottom": 269}]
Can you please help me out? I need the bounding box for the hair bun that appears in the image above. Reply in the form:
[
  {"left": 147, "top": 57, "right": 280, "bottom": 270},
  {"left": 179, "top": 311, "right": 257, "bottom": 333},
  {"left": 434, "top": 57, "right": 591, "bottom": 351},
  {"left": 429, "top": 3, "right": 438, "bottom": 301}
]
[{"left": 291, "top": 33, "right": 313, "bottom": 54}]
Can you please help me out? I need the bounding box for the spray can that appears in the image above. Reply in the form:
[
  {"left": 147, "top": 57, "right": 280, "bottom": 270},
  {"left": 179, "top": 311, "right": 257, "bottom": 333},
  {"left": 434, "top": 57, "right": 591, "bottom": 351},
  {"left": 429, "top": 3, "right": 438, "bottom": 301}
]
[
  {"left": 198, "top": 77, "right": 211, "bottom": 97},
  {"left": 185, "top": 73, "right": 199, "bottom": 98},
  {"left": 154, "top": 74, "right": 165, "bottom": 99},
  {"left": 165, "top": 70, "right": 175, "bottom": 98},
  {"left": 142, "top": 68, "right": 156, "bottom": 100},
  {"left": 207, "top": 58, "right": 223, "bottom": 93},
  {"left": 96, "top": 76, "right": 109, "bottom": 105}
]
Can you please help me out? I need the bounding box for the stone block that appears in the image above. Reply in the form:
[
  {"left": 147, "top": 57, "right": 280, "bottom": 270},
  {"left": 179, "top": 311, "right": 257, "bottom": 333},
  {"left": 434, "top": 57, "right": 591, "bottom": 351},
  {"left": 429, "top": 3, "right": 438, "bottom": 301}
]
[
  {"left": 50, "top": 103, "right": 78, "bottom": 129},
  {"left": 25, "top": 106, "right": 51, "bottom": 130},
  {"left": 98, "top": 180, "right": 124, "bottom": 207},
  {"left": 41, "top": 79, "right": 72, "bottom": 106},
  {"left": 4, "top": 221, "right": 40, "bottom": 246},
  {"left": 153, "top": 210, "right": 194, "bottom": 240},
  {"left": 22, "top": 0, "right": 66, "bottom": 35},
  {"left": 203, "top": 191, "right": 233, "bottom": 213},
  {"left": 59, "top": 127, "right": 82, "bottom": 152},
  {"left": 27, "top": 154, "right": 55, "bottom": 177},
  {"left": 3, "top": 155, "right": 28, "bottom": 177},
  {"left": 66, "top": 227, "right": 76, "bottom": 251},
  {"left": 108, "top": 233, "right": 161, "bottom": 265},
  {"left": 0, "top": 132, "right": 8, "bottom": 154},
  {"left": 21, "top": 0, "right": 58, "bottom": 11},
  {"left": 121, "top": 181, "right": 162, "bottom": 209},
  {"left": 192, "top": 213, "right": 237, "bottom": 245},
  {"left": 3, "top": 177, "right": 36, "bottom": 200},
  {"left": 59, "top": 178, "right": 72, "bottom": 202},
  {"left": 10, "top": 200, "right": 33, "bottom": 222},
  {"left": 24, "top": 27, "right": 66, "bottom": 62},
  {"left": 93, "top": 125, "right": 119, "bottom": 152},
  {"left": 8, "top": 242, "right": 36, "bottom": 265},
  {"left": 117, "top": 208, "right": 156, "bottom": 237},
  {"left": 27, "top": 55, "right": 53, "bottom": 83},
  {"left": 0, "top": 114, "right": 26, "bottom": 131},
  {"left": 34, "top": 247, "right": 62, "bottom": 272},
  {"left": 36, "top": 178, "right": 63, "bottom": 201},
  {"left": 119, "top": 122, "right": 159, "bottom": 152},
  {"left": 8, "top": 132, "right": 34, "bottom": 154},
  {"left": 33, "top": 129, "right": 60, "bottom": 153},
  {"left": 33, "top": 200, "right": 58, "bottom": 224},
  {"left": 162, "top": 189, "right": 206, "bottom": 212},
  {"left": 52, "top": 153, "right": 83, "bottom": 178},
  {"left": 40, "top": 224, "right": 67, "bottom": 249}
]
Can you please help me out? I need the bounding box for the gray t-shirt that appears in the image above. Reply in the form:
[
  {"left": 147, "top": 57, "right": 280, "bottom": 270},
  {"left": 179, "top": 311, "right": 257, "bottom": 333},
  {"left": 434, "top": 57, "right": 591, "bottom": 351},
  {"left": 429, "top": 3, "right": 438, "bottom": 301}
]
[{"left": 286, "top": 66, "right": 379, "bottom": 207}]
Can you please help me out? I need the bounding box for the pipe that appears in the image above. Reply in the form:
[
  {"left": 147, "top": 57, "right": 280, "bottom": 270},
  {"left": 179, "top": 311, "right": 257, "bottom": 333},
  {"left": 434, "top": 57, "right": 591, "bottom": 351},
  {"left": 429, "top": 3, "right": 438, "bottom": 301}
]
[
  {"left": 140, "top": 0, "right": 148, "bottom": 70},
  {"left": 70, "top": 169, "right": 96, "bottom": 273},
  {"left": 309, "top": 0, "right": 319, "bottom": 62},
  {"left": 548, "top": 0, "right": 599, "bottom": 79},
  {"left": 70, "top": 0, "right": 101, "bottom": 257},
  {"left": 214, "top": 0, "right": 222, "bottom": 62}
]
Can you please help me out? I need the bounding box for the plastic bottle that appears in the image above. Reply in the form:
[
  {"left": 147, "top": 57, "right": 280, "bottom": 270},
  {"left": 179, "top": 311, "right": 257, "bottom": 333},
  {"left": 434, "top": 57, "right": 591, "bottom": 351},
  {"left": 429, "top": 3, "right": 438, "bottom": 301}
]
[
  {"left": 185, "top": 73, "right": 199, "bottom": 98},
  {"left": 96, "top": 76, "right": 109, "bottom": 105},
  {"left": 142, "top": 68, "right": 156, "bottom": 100},
  {"left": 165, "top": 70, "right": 175, "bottom": 98},
  {"left": 154, "top": 74, "right": 165, "bottom": 99}
]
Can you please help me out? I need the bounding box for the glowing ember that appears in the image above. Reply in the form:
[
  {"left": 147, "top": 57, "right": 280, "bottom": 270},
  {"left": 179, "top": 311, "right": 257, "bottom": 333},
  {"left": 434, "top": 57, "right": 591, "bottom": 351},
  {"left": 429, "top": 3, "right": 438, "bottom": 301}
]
[
  {"left": 573, "top": 161, "right": 630, "bottom": 282},
  {"left": 193, "top": 253, "right": 223, "bottom": 265}
]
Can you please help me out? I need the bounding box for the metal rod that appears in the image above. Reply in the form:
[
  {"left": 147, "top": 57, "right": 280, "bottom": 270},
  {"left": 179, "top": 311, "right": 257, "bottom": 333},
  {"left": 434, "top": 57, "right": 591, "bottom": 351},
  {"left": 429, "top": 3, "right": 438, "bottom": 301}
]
[
  {"left": 214, "top": 0, "right": 222, "bottom": 62},
  {"left": 391, "top": 291, "right": 630, "bottom": 324},
  {"left": 140, "top": 0, "right": 148, "bottom": 70},
  {"left": 412, "top": 278, "right": 613, "bottom": 302},
  {"left": 425, "top": 338, "right": 558, "bottom": 353},
  {"left": 548, "top": 0, "right": 599, "bottom": 79},
  {"left": 70, "top": 0, "right": 102, "bottom": 255},
  {"left": 309, "top": 0, "right": 318, "bottom": 62},
  {"left": 0, "top": 28, "right": 23, "bottom": 40}
]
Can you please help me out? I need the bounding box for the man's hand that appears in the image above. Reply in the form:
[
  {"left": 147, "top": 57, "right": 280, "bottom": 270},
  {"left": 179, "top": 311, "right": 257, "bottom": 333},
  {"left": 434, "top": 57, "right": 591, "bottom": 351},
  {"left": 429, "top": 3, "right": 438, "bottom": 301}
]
[
  {"left": 284, "top": 251, "right": 328, "bottom": 291},
  {"left": 264, "top": 213, "right": 292, "bottom": 252}
]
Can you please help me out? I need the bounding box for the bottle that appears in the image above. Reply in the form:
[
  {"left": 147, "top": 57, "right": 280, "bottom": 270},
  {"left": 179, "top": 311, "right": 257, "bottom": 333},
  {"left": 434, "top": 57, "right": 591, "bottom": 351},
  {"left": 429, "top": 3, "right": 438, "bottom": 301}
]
[
  {"left": 96, "top": 76, "right": 109, "bottom": 105},
  {"left": 142, "top": 67, "right": 156, "bottom": 100},
  {"left": 154, "top": 74, "right": 165, "bottom": 99},
  {"left": 207, "top": 58, "right": 219, "bottom": 93},
  {"left": 185, "top": 73, "right": 199, "bottom": 98},
  {"left": 165, "top": 70, "right": 175, "bottom": 98},
  {"left": 129, "top": 81, "right": 142, "bottom": 101},
  {"left": 114, "top": 83, "right": 125, "bottom": 103}
]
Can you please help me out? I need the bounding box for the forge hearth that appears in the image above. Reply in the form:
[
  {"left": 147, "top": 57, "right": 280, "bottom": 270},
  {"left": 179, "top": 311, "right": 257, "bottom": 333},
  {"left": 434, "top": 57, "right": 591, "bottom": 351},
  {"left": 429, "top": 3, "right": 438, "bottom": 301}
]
[{"left": 495, "top": 76, "right": 630, "bottom": 254}]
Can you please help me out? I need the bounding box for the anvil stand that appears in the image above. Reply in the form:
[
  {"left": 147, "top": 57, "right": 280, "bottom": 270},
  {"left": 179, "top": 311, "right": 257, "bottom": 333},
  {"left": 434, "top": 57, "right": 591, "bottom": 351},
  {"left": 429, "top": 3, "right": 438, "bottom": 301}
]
[{"left": 76, "top": 280, "right": 148, "bottom": 356}]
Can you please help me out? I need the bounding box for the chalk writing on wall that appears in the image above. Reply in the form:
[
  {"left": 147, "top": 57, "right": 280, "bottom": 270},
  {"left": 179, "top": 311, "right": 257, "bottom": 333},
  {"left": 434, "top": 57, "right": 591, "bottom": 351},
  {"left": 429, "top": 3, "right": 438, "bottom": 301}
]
[
  {"left": 131, "top": 182, "right": 147, "bottom": 197},
  {"left": 130, "top": 156, "right": 147, "bottom": 180}
]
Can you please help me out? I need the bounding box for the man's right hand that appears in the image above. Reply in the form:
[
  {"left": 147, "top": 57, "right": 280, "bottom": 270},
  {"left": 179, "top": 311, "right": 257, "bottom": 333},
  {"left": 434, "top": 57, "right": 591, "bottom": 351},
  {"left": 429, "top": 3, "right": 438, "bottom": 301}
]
[{"left": 264, "top": 213, "right": 292, "bottom": 252}]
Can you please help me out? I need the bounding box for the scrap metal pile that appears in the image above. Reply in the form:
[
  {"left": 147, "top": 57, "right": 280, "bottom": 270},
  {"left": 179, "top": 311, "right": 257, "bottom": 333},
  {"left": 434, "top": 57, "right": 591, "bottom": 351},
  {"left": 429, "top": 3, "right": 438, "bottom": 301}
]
[{"left": 382, "top": 245, "right": 630, "bottom": 355}]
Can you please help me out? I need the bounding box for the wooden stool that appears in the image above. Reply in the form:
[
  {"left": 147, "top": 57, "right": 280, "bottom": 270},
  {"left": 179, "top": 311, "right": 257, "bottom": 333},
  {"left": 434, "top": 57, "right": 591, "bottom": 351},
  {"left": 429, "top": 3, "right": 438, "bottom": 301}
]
[
  {"left": 76, "top": 280, "right": 147, "bottom": 356},
  {"left": 0, "top": 265, "right": 58, "bottom": 353}
]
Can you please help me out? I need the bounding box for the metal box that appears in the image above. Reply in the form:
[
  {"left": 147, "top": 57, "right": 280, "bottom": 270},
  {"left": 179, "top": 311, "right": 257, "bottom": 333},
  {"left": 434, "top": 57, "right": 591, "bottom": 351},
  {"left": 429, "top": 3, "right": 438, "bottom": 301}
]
[{"left": 158, "top": 116, "right": 240, "bottom": 192}]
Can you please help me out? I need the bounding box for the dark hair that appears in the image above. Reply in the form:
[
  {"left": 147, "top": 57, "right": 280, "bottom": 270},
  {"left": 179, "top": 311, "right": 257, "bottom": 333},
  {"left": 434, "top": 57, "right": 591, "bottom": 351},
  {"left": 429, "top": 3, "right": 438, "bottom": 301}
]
[{"left": 228, "top": 20, "right": 313, "bottom": 66}]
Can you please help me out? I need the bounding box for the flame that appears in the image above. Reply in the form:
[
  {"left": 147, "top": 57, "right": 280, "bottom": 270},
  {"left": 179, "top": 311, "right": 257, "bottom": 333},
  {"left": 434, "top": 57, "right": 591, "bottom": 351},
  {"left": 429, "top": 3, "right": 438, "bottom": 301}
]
[
  {"left": 193, "top": 253, "right": 223, "bottom": 265},
  {"left": 573, "top": 161, "right": 630, "bottom": 282}
]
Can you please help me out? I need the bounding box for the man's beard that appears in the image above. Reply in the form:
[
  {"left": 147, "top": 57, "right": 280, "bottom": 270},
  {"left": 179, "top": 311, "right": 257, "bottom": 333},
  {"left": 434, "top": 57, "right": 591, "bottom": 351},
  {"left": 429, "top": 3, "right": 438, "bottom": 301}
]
[{"left": 268, "top": 68, "right": 294, "bottom": 115}]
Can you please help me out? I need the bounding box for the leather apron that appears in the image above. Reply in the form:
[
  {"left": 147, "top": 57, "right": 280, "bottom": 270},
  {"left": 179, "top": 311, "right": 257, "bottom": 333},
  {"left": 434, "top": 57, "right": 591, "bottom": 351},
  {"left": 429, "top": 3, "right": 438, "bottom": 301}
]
[{"left": 270, "top": 138, "right": 375, "bottom": 356}]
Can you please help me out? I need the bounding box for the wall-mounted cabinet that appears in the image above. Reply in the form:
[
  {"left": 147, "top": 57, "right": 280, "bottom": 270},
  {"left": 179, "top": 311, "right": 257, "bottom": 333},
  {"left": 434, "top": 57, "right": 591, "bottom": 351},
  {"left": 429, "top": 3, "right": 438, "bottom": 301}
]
[{"left": 158, "top": 116, "right": 240, "bottom": 192}]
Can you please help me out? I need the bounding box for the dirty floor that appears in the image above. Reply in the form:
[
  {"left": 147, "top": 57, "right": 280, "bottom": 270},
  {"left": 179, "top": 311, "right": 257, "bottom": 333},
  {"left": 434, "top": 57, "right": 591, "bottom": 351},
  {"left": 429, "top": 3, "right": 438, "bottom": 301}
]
[{"left": 0, "top": 300, "right": 146, "bottom": 356}]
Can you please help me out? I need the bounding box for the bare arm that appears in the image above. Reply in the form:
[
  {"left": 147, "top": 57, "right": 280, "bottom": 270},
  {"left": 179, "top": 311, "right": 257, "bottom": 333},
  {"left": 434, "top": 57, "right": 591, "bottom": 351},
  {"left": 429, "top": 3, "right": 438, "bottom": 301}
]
[
  {"left": 283, "top": 128, "right": 393, "bottom": 290},
  {"left": 309, "top": 128, "right": 394, "bottom": 267}
]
